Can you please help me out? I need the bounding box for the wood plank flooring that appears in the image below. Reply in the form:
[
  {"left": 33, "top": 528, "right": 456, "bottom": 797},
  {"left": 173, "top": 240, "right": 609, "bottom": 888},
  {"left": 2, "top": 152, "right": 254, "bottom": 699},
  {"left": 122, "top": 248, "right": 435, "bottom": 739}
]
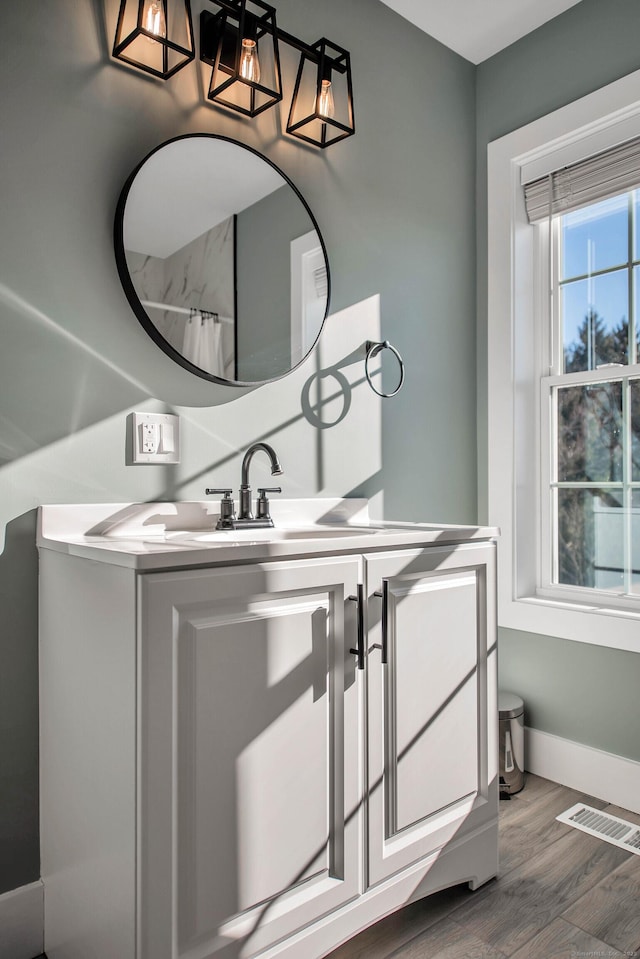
[
  {"left": 326, "top": 775, "right": 640, "bottom": 959},
  {"left": 33, "top": 776, "right": 640, "bottom": 959}
]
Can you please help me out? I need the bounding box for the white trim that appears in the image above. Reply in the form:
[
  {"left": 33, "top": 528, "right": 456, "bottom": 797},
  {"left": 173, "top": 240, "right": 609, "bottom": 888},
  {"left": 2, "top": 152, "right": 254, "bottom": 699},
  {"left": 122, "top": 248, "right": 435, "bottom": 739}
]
[
  {"left": 0, "top": 881, "right": 44, "bottom": 959},
  {"left": 487, "top": 65, "right": 640, "bottom": 652},
  {"left": 525, "top": 726, "right": 640, "bottom": 815},
  {"left": 290, "top": 230, "right": 326, "bottom": 364},
  {"left": 516, "top": 71, "right": 640, "bottom": 184}
]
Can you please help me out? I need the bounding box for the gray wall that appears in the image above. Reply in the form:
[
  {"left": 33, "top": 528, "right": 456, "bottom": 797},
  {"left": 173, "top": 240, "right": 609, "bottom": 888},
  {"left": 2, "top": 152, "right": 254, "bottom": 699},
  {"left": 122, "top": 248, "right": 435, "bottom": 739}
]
[
  {"left": 0, "top": 0, "right": 476, "bottom": 893},
  {"left": 476, "top": 0, "right": 640, "bottom": 762},
  {"left": 236, "top": 185, "right": 311, "bottom": 380}
]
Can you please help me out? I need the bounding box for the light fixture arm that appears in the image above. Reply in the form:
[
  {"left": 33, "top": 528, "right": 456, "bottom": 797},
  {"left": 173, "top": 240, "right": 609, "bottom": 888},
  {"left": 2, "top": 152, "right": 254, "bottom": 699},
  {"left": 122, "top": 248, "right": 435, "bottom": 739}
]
[{"left": 203, "top": 0, "right": 347, "bottom": 72}]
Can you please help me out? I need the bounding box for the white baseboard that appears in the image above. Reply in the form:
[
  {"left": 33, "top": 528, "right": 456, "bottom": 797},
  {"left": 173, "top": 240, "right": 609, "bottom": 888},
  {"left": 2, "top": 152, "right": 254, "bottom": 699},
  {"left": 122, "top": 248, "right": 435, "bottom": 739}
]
[
  {"left": 525, "top": 726, "right": 640, "bottom": 815},
  {"left": 0, "top": 881, "right": 43, "bottom": 959}
]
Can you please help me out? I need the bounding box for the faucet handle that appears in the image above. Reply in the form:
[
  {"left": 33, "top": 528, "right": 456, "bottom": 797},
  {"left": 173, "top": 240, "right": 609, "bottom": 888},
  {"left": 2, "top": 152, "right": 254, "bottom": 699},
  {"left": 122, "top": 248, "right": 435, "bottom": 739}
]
[
  {"left": 205, "top": 489, "right": 237, "bottom": 529},
  {"left": 256, "top": 487, "right": 281, "bottom": 522}
]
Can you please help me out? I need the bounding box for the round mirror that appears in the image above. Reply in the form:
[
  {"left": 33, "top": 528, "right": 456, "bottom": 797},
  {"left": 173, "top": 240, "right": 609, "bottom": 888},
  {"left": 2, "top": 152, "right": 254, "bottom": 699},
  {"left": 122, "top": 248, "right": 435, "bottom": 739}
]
[{"left": 114, "top": 134, "right": 330, "bottom": 386}]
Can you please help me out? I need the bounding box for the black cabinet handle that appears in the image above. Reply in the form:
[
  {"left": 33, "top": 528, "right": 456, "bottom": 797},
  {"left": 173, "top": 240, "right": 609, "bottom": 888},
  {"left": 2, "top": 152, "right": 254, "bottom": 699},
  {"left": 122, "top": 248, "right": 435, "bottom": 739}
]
[
  {"left": 374, "top": 580, "right": 389, "bottom": 664},
  {"left": 348, "top": 584, "right": 364, "bottom": 670}
]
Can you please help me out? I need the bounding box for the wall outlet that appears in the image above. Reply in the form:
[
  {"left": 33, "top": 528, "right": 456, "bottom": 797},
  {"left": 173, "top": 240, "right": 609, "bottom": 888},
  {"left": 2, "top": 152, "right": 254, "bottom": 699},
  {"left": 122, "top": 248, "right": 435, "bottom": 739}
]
[
  {"left": 129, "top": 412, "right": 180, "bottom": 465},
  {"left": 141, "top": 423, "right": 158, "bottom": 454}
]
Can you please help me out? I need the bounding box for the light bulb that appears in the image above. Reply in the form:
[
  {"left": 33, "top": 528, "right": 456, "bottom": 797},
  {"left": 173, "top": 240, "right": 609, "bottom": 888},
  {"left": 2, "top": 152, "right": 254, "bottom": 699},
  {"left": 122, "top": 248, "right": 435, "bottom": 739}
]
[
  {"left": 239, "top": 38, "right": 260, "bottom": 82},
  {"left": 317, "top": 79, "right": 335, "bottom": 119},
  {"left": 143, "top": 0, "right": 166, "bottom": 41}
]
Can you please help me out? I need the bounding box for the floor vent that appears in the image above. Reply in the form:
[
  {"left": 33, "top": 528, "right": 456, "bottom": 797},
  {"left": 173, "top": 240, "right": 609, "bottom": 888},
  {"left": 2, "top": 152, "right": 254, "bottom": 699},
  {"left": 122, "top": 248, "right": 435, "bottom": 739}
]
[{"left": 557, "top": 803, "right": 640, "bottom": 856}]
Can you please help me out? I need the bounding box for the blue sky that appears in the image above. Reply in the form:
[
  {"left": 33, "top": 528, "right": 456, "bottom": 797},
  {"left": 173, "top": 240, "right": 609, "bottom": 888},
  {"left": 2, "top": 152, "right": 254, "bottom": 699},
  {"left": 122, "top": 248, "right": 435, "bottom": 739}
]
[{"left": 561, "top": 192, "right": 636, "bottom": 366}]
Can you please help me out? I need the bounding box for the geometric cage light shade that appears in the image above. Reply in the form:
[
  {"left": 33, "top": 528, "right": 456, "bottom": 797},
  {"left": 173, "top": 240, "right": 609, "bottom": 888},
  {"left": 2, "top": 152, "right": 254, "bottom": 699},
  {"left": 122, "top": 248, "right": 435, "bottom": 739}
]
[
  {"left": 111, "top": 0, "right": 355, "bottom": 148},
  {"left": 287, "top": 39, "right": 354, "bottom": 149},
  {"left": 112, "top": 0, "right": 195, "bottom": 80},
  {"left": 200, "top": 0, "right": 282, "bottom": 118}
]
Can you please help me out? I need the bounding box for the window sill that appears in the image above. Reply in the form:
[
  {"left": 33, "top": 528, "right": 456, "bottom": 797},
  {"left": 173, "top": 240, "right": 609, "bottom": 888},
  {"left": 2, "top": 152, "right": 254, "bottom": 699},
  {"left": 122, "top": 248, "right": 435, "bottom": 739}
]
[{"left": 499, "top": 592, "right": 640, "bottom": 652}]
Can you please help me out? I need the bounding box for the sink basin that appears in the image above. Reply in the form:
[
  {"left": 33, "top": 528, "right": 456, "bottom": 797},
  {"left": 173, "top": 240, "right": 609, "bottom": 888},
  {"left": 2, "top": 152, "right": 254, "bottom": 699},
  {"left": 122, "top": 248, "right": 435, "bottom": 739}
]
[{"left": 167, "top": 525, "right": 380, "bottom": 544}]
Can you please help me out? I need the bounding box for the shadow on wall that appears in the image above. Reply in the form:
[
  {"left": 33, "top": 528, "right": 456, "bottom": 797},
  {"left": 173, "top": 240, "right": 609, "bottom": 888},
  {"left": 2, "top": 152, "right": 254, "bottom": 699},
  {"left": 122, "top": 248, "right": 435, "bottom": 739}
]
[
  {"left": 0, "top": 282, "right": 152, "bottom": 466},
  {"left": 0, "top": 275, "right": 382, "bottom": 471},
  {"left": 0, "top": 511, "right": 40, "bottom": 893},
  {"left": 0, "top": 270, "right": 249, "bottom": 475},
  {"left": 168, "top": 295, "right": 385, "bottom": 508},
  {"left": 0, "top": 295, "right": 384, "bottom": 552},
  {"left": 164, "top": 345, "right": 379, "bottom": 500}
]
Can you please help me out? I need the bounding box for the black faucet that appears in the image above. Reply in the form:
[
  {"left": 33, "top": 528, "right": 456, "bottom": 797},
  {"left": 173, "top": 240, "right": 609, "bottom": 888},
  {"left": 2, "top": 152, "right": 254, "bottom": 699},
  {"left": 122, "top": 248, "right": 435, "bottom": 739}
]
[
  {"left": 238, "top": 442, "right": 283, "bottom": 521},
  {"left": 206, "top": 442, "right": 283, "bottom": 529}
]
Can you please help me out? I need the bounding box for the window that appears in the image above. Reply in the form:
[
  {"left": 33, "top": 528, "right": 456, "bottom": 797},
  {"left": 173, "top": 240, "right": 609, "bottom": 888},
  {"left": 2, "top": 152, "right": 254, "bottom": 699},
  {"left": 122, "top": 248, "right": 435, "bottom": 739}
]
[
  {"left": 541, "top": 193, "right": 640, "bottom": 606},
  {"left": 487, "top": 68, "right": 640, "bottom": 652}
]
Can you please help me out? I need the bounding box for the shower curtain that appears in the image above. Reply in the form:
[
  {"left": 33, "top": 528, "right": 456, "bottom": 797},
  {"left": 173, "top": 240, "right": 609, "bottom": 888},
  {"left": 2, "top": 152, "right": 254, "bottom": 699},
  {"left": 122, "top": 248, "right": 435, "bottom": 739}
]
[{"left": 182, "top": 312, "right": 224, "bottom": 377}]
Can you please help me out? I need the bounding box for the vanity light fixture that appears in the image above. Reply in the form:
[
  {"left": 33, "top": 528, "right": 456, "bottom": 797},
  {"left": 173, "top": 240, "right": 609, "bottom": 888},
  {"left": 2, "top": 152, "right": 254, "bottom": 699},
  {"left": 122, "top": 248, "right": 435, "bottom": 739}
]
[
  {"left": 200, "top": 0, "right": 282, "bottom": 118},
  {"left": 112, "top": 0, "right": 354, "bottom": 147},
  {"left": 112, "top": 0, "right": 195, "bottom": 79},
  {"left": 199, "top": 1, "right": 354, "bottom": 145},
  {"left": 287, "top": 39, "right": 354, "bottom": 148}
]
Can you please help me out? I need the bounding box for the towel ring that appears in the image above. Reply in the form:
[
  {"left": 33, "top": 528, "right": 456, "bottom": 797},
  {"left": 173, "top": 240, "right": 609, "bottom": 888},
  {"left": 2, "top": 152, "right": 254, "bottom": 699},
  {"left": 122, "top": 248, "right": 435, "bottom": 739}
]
[{"left": 364, "top": 340, "right": 405, "bottom": 398}]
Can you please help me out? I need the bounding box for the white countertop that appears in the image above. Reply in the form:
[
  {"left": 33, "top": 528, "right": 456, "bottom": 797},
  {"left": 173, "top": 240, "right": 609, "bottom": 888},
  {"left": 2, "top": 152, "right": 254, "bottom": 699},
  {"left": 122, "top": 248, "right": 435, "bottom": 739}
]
[{"left": 37, "top": 500, "right": 499, "bottom": 571}]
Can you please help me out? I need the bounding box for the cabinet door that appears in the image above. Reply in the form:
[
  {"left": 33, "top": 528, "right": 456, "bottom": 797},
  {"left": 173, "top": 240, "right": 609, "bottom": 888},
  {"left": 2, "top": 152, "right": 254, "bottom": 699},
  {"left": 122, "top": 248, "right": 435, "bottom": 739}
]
[
  {"left": 365, "top": 543, "right": 497, "bottom": 887},
  {"left": 138, "top": 556, "right": 362, "bottom": 959}
]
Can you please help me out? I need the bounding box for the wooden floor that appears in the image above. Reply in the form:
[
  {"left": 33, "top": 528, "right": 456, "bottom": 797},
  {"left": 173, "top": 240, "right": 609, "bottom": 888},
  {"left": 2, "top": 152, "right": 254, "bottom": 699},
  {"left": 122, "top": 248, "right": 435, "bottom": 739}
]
[
  {"left": 34, "top": 775, "right": 640, "bottom": 959},
  {"left": 325, "top": 774, "right": 640, "bottom": 959}
]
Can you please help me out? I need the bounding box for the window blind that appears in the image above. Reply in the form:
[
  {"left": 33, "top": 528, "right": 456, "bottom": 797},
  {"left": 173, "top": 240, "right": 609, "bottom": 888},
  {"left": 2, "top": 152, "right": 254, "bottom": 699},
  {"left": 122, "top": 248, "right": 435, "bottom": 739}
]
[{"left": 523, "top": 135, "right": 640, "bottom": 222}]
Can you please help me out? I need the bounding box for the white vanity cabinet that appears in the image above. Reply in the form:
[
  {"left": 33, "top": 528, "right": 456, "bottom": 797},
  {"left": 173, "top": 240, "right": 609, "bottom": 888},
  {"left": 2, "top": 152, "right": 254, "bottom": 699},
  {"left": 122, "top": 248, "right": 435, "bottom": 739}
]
[
  {"left": 138, "top": 556, "right": 362, "bottom": 959},
  {"left": 39, "top": 510, "right": 498, "bottom": 959},
  {"left": 364, "top": 543, "right": 497, "bottom": 890}
]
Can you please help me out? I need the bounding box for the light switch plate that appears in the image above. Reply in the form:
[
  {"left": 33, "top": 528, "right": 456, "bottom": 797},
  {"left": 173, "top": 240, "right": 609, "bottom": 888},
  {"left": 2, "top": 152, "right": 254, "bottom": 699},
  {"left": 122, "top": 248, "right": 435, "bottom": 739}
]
[{"left": 130, "top": 412, "right": 180, "bottom": 464}]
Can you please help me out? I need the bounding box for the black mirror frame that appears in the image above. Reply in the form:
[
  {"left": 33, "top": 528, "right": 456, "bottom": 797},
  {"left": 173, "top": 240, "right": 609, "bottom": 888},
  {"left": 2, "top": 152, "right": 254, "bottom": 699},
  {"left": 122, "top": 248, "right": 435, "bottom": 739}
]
[{"left": 114, "top": 133, "right": 331, "bottom": 387}]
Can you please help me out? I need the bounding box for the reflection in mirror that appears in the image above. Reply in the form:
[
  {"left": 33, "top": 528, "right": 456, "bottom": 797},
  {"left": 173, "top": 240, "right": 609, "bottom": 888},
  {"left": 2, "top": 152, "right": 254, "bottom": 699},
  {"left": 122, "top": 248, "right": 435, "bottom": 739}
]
[{"left": 115, "top": 135, "right": 330, "bottom": 385}]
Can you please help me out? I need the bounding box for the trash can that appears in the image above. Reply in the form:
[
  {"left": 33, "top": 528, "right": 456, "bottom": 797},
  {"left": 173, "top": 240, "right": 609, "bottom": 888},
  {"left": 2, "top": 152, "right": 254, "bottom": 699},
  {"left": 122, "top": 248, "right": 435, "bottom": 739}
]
[{"left": 499, "top": 691, "right": 525, "bottom": 795}]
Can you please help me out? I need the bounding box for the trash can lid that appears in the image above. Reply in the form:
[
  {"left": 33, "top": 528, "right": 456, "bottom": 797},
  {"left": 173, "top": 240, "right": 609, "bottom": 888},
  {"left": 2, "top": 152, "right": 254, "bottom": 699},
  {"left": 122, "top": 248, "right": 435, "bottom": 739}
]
[{"left": 499, "top": 690, "right": 524, "bottom": 719}]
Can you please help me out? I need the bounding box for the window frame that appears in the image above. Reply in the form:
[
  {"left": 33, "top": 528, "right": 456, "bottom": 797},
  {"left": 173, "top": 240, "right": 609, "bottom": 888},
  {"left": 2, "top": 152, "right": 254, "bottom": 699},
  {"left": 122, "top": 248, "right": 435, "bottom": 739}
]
[
  {"left": 487, "top": 68, "right": 640, "bottom": 653},
  {"left": 540, "top": 205, "right": 640, "bottom": 606}
]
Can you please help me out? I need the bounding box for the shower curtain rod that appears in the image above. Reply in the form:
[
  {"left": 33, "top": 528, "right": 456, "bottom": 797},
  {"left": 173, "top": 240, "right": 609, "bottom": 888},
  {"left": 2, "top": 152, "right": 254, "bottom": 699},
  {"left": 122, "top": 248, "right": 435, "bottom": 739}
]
[{"left": 141, "top": 300, "right": 234, "bottom": 326}]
